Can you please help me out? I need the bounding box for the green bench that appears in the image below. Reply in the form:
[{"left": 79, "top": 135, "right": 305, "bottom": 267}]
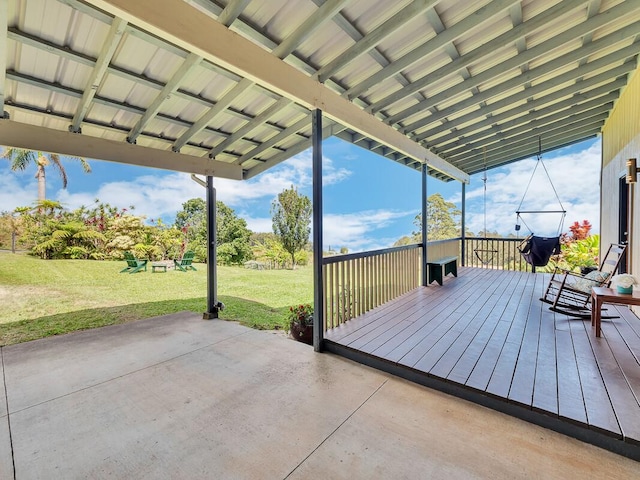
[{"left": 427, "top": 256, "right": 458, "bottom": 286}]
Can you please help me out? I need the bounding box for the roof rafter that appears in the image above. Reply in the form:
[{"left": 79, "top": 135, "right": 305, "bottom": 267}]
[
  {"left": 460, "top": 122, "right": 603, "bottom": 173},
  {"left": 386, "top": 0, "right": 633, "bottom": 126},
  {"left": 461, "top": 116, "right": 606, "bottom": 165},
  {"left": 208, "top": 97, "right": 290, "bottom": 158},
  {"left": 127, "top": 53, "right": 202, "bottom": 144},
  {"left": 171, "top": 0, "right": 349, "bottom": 154},
  {"left": 439, "top": 89, "right": 619, "bottom": 154},
  {"left": 409, "top": 37, "right": 640, "bottom": 137},
  {"left": 377, "top": 0, "right": 587, "bottom": 119},
  {"left": 217, "top": 0, "right": 252, "bottom": 27},
  {"left": 70, "top": 16, "right": 127, "bottom": 133},
  {"left": 445, "top": 103, "right": 612, "bottom": 159},
  {"left": 0, "top": 0, "right": 7, "bottom": 117},
  {"left": 85, "top": 0, "right": 468, "bottom": 182},
  {"left": 315, "top": 0, "right": 440, "bottom": 83},
  {"left": 245, "top": 121, "right": 346, "bottom": 179},
  {"left": 0, "top": 121, "right": 243, "bottom": 179},
  {"left": 344, "top": 0, "right": 520, "bottom": 101},
  {"left": 419, "top": 60, "right": 635, "bottom": 142}
]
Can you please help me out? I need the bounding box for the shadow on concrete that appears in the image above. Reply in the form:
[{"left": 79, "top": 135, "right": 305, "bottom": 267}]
[{"left": 0, "top": 295, "right": 289, "bottom": 346}]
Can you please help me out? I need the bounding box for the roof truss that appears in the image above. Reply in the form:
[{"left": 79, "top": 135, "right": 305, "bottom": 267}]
[{"left": 2, "top": 0, "right": 639, "bottom": 182}]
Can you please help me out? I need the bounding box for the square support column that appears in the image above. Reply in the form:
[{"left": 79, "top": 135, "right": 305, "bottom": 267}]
[
  {"left": 461, "top": 182, "right": 466, "bottom": 266},
  {"left": 312, "top": 109, "right": 324, "bottom": 352},
  {"left": 421, "top": 163, "right": 428, "bottom": 286},
  {"left": 203, "top": 175, "right": 220, "bottom": 319}
]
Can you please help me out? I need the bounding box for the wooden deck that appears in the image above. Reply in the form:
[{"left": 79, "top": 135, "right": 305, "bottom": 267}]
[{"left": 324, "top": 267, "right": 640, "bottom": 460}]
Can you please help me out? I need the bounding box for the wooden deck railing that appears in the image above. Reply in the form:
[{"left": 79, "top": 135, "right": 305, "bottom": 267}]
[
  {"left": 462, "top": 237, "right": 533, "bottom": 272},
  {"left": 322, "top": 237, "right": 534, "bottom": 330},
  {"left": 322, "top": 244, "right": 421, "bottom": 330}
]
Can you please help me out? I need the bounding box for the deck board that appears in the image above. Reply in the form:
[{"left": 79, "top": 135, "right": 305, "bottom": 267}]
[{"left": 325, "top": 267, "right": 640, "bottom": 458}]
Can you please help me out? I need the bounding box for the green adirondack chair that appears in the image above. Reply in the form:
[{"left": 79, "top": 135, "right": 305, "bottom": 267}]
[
  {"left": 120, "top": 252, "right": 148, "bottom": 274},
  {"left": 174, "top": 251, "right": 197, "bottom": 272}
]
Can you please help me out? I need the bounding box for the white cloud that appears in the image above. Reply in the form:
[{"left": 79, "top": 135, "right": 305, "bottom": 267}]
[
  {"left": 244, "top": 209, "right": 414, "bottom": 253},
  {"left": 459, "top": 140, "right": 601, "bottom": 237},
  {"left": 242, "top": 216, "right": 273, "bottom": 234},
  {"left": 43, "top": 149, "right": 352, "bottom": 222},
  {"left": 57, "top": 173, "right": 205, "bottom": 221},
  {"left": 323, "top": 209, "right": 414, "bottom": 252},
  {"left": 0, "top": 167, "right": 36, "bottom": 212}
]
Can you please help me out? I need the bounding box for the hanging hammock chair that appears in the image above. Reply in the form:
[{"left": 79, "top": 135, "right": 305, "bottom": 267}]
[
  {"left": 474, "top": 148, "right": 498, "bottom": 265},
  {"left": 516, "top": 137, "right": 565, "bottom": 269}
]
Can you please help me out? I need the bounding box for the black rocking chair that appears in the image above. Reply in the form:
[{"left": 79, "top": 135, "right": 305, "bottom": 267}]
[{"left": 540, "top": 243, "right": 627, "bottom": 317}]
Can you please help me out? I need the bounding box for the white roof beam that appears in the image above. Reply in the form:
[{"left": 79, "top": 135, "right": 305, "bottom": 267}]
[
  {"left": 172, "top": 0, "right": 348, "bottom": 154},
  {"left": 273, "top": 0, "right": 349, "bottom": 59},
  {"left": 217, "top": 0, "right": 252, "bottom": 27},
  {"left": 236, "top": 114, "right": 311, "bottom": 165},
  {"left": 0, "top": 0, "right": 7, "bottom": 117},
  {"left": 127, "top": 53, "right": 202, "bottom": 144},
  {"left": 208, "top": 97, "right": 291, "bottom": 158},
  {"left": 0, "top": 121, "right": 242, "bottom": 180},
  {"left": 417, "top": 61, "right": 634, "bottom": 142},
  {"left": 172, "top": 78, "right": 254, "bottom": 151},
  {"left": 445, "top": 103, "right": 612, "bottom": 159},
  {"left": 315, "top": 0, "right": 440, "bottom": 82},
  {"left": 433, "top": 75, "right": 625, "bottom": 148},
  {"left": 407, "top": 36, "right": 640, "bottom": 136},
  {"left": 385, "top": 0, "right": 632, "bottom": 124},
  {"left": 77, "top": 0, "right": 470, "bottom": 182},
  {"left": 344, "top": 0, "right": 520, "bottom": 101},
  {"left": 245, "top": 122, "right": 347, "bottom": 179},
  {"left": 462, "top": 122, "right": 603, "bottom": 172},
  {"left": 70, "top": 17, "right": 128, "bottom": 133},
  {"left": 376, "top": 0, "right": 587, "bottom": 117}
]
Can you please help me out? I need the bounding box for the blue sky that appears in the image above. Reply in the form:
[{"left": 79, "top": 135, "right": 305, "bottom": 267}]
[{"left": 0, "top": 137, "right": 601, "bottom": 252}]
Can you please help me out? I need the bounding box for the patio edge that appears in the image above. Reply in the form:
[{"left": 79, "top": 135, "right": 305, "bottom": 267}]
[{"left": 324, "top": 340, "right": 640, "bottom": 462}]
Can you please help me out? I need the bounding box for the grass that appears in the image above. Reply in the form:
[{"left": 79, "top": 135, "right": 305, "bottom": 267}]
[{"left": 0, "top": 252, "right": 313, "bottom": 345}]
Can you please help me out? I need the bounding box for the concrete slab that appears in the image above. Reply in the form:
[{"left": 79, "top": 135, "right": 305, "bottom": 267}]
[
  {"left": 289, "top": 377, "right": 640, "bottom": 479},
  {"left": 9, "top": 325, "right": 387, "bottom": 479},
  {"left": 4, "top": 314, "right": 639, "bottom": 479},
  {"left": 0, "top": 414, "right": 13, "bottom": 480},
  {"left": 0, "top": 349, "right": 7, "bottom": 418},
  {"left": 3, "top": 312, "right": 249, "bottom": 411}
]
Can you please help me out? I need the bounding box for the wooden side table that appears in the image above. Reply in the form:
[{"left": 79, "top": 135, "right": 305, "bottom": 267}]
[{"left": 591, "top": 287, "right": 640, "bottom": 337}]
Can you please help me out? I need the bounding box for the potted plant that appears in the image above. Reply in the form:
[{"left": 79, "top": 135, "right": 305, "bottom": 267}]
[
  {"left": 286, "top": 303, "right": 313, "bottom": 345},
  {"left": 611, "top": 274, "right": 637, "bottom": 294}
]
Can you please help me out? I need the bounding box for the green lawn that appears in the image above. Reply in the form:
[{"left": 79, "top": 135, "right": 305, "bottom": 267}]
[{"left": 0, "top": 252, "right": 313, "bottom": 345}]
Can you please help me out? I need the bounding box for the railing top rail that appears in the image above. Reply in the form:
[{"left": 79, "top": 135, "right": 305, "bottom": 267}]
[
  {"left": 465, "top": 237, "right": 525, "bottom": 243},
  {"left": 427, "top": 237, "right": 461, "bottom": 246},
  {"left": 322, "top": 243, "right": 421, "bottom": 265}
]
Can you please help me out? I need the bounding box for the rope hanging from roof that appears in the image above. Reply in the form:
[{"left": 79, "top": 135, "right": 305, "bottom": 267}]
[
  {"left": 474, "top": 147, "right": 498, "bottom": 265},
  {"left": 515, "top": 137, "right": 565, "bottom": 269},
  {"left": 515, "top": 136, "right": 566, "bottom": 236}
]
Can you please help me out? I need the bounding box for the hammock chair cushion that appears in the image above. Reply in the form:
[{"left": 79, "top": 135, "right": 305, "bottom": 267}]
[{"left": 519, "top": 235, "right": 561, "bottom": 267}]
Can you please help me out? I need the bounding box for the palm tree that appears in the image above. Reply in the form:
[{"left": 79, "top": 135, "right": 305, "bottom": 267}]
[{"left": 2, "top": 148, "right": 91, "bottom": 201}]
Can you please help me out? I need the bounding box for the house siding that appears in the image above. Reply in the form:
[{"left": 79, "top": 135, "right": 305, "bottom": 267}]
[{"left": 601, "top": 65, "right": 640, "bottom": 282}]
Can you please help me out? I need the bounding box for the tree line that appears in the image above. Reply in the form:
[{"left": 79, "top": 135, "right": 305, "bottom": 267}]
[{"left": 0, "top": 186, "right": 313, "bottom": 269}]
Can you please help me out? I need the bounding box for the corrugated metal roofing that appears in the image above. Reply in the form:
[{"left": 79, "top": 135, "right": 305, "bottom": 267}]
[{"left": 1, "top": 0, "right": 638, "bottom": 182}]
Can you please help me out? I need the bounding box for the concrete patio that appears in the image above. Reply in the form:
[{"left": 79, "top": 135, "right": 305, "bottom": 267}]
[{"left": 1, "top": 313, "right": 638, "bottom": 479}]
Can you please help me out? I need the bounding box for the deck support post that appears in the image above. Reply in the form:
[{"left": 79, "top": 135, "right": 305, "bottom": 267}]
[
  {"left": 461, "top": 182, "right": 466, "bottom": 266},
  {"left": 312, "top": 109, "right": 324, "bottom": 352},
  {"left": 421, "top": 163, "right": 428, "bottom": 286},
  {"left": 203, "top": 175, "right": 220, "bottom": 319}
]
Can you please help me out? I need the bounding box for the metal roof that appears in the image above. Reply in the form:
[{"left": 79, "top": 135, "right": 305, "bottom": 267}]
[{"left": 2, "top": 0, "right": 638, "bottom": 182}]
